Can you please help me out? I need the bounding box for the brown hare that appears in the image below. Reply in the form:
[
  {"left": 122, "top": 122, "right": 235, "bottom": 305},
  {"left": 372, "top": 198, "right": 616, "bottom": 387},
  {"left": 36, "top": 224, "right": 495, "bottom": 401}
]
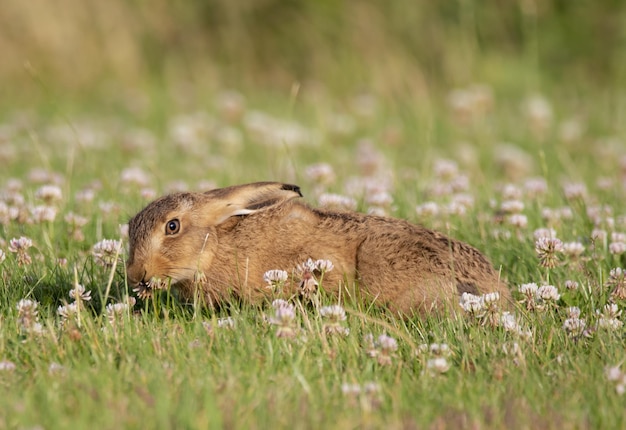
[{"left": 126, "top": 182, "right": 510, "bottom": 315}]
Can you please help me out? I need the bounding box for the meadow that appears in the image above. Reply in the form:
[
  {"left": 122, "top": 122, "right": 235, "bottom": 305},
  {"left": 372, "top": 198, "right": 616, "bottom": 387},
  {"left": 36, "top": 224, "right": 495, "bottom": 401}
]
[{"left": 2, "top": 1, "right": 626, "bottom": 429}]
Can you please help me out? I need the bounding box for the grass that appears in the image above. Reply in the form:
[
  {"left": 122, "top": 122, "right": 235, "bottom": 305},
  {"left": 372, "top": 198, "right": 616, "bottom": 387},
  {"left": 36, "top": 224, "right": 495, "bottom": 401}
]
[
  {"left": 1, "top": 85, "right": 626, "bottom": 430},
  {"left": 1, "top": 3, "right": 626, "bottom": 427}
]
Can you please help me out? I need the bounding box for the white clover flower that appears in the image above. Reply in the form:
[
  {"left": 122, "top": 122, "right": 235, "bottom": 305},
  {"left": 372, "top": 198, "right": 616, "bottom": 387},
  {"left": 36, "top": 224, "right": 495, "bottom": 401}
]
[
  {"left": 609, "top": 242, "right": 626, "bottom": 255},
  {"left": 341, "top": 383, "right": 362, "bottom": 396},
  {"left": 536, "top": 285, "right": 560, "bottom": 301},
  {"left": 459, "top": 292, "right": 485, "bottom": 316},
  {"left": 566, "top": 306, "right": 581, "bottom": 319},
  {"left": 217, "top": 317, "right": 236, "bottom": 329},
  {"left": 562, "top": 182, "right": 587, "bottom": 200},
  {"left": 106, "top": 302, "right": 131, "bottom": 324},
  {"left": 120, "top": 167, "right": 152, "bottom": 187},
  {"left": 314, "top": 259, "right": 334, "bottom": 273},
  {"left": 69, "top": 284, "right": 92, "bottom": 303},
  {"left": 320, "top": 305, "right": 347, "bottom": 322},
  {"left": 482, "top": 292, "right": 500, "bottom": 305},
  {"left": 92, "top": 239, "right": 122, "bottom": 267},
  {"left": 296, "top": 258, "right": 317, "bottom": 274},
  {"left": 500, "top": 200, "right": 525, "bottom": 214},
  {"left": 263, "top": 269, "right": 288, "bottom": 288},
  {"left": 611, "top": 232, "right": 626, "bottom": 243},
  {"left": 563, "top": 317, "right": 586, "bottom": 336},
  {"left": 48, "top": 362, "right": 65, "bottom": 375},
  {"left": 523, "top": 177, "right": 548, "bottom": 197},
  {"left": 9, "top": 236, "right": 33, "bottom": 252},
  {"left": 16, "top": 299, "right": 38, "bottom": 326},
  {"left": 0, "top": 360, "right": 16, "bottom": 372},
  {"left": 269, "top": 303, "right": 297, "bottom": 338},
  {"left": 518, "top": 283, "right": 538, "bottom": 296},
  {"left": 562, "top": 242, "right": 585, "bottom": 258},
  {"left": 507, "top": 214, "right": 528, "bottom": 229},
  {"left": 597, "top": 317, "right": 623, "bottom": 331},
  {"left": 31, "top": 205, "right": 58, "bottom": 223},
  {"left": 271, "top": 299, "right": 292, "bottom": 310},
  {"left": 376, "top": 334, "right": 398, "bottom": 354},
  {"left": 565, "top": 280, "right": 579, "bottom": 291},
  {"left": 533, "top": 228, "right": 558, "bottom": 240},
  {"left": 57, "top": 303, "right": 79, "bottom": 321},
  {"left": 535, "top": 237, "right": 564, "bottom": 268},
  {"left": 318, "top": 193, "right": 357, "bottom": 211},
  {"left": 320, "top": 304, "right": 349, "bottom": 336},
  {"left": 365, "top": 191, "right": 393, "bottom": 208},
  {"left": 499, "top": 312, "right": 532, "bottom": 338},
  {"left": 304, "top": 163, "right": 335, "bottom": 185},
  {"left": 433, "top": 159, "right": 459, "bottom": 180},
  {"left": 75, "top": 188, "right": 96, "bottom": 203},
  {"left": 429, "top": 343, "right": 451, "bottom": 357},
  {"left": 35, "top": 184, "right": 63, "bottom": 203},
  {"left": 605, "top": 365, "right": 624, "bottom": 382},
  {"left": 416, "top": 202, "right": 440, "bottom": 217},
  {"left": 426, "top": 357, "right": 450, "bottom": 374},
  {"left": 591, "top": 228, "right": 608, "bottom": 242},
  {"left": 65, "top": 212, "right": 88, "bottom": 228}
]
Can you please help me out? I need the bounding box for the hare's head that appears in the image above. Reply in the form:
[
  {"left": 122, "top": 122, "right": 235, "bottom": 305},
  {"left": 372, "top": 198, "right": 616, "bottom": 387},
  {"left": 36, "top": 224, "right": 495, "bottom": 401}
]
[{"left": 126, "top": 182, "right": 302, "bottom": 289}]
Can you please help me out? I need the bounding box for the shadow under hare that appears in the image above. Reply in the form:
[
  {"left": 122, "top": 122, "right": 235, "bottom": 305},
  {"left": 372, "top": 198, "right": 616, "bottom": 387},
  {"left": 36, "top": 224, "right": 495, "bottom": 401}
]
[{"left": 126, "top": 182, "right": 510, "bottom": 315}]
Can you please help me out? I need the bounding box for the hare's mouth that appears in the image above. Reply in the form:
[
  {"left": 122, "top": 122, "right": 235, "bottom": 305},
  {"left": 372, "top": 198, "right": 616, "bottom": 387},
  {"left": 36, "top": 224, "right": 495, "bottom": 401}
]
[{"left": 132, "top": 276, "right": 175, "bottom": 299}]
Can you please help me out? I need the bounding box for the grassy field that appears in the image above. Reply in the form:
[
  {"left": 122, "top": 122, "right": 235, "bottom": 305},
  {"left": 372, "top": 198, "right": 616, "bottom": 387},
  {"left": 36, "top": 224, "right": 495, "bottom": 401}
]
[{"left": 2, "top": 2, "right": 626, "bottom": 429}]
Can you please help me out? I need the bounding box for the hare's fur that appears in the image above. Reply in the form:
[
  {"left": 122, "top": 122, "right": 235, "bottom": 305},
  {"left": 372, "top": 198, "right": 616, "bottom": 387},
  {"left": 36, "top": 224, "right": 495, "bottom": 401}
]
[{"left": 127, "top": 182, "right": 510, "bottom": 315}]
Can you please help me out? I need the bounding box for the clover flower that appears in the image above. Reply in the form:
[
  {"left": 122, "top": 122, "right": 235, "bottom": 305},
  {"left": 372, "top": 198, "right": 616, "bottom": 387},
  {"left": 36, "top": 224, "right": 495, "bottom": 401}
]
[
  {"left": 0, "top": 360, "right": 16, "bottom": 372},
  {"left": 269, "top": 300, "right": 297, "bottom": 338},
  {"left": 562, "top": 182, "right": 587, "bottom": 201},
  {"left": 31, "top": 205, "right": 57, "bottom": 223},
  {"left": 537, "top": 285, "right": 560, "bottom": 302},
  {"left": 499, "top": 312, "right": 532, "bottom": 338},
  {"left": 57, "top": 303, "right": 80, "bottom": 325},
  {"left": 364, "top": 333, "right": 398, "bottom": 366},
  {"left": 35, "top": 184, "right": 63, "bottom": 203},
  {"left": 500, "top": 200, "right": 525, "bottom": 214},
  {"left": 106, "top": 302, "right": 132, "bottom": 325},
  {"left": 609, "top": 242, "right": 626, "bottom": 255},
  {"left": 133, "top": 277, "right": 168, "bottom": 300},
  {"left": 459, "top": 292, "right": 485, "bottom": 317},
  {"left": 607, "top": 268, "right": 626, "bottom": 300},
  {"left": 564, "top": 280, "right": 579, "bottom": 291},
  {"left": 69, "top": 283, "right": 92, "bottom": 304},
  {"left": 65, "top": 212, "right": 88, "bottom": 241},
  {"left": 416, "top": 202, "right": 440, "bottom": 217},
  {"left": 92, "top": 239, "right": 122, "bottom": 267},
  {"left": 535, "top": 237, "right": 563, "bottom": 268},
  {"left": 8, "top": 236, "right": 33, "bottom": 266},
  {"left": 507, "top": 214, "right": 528, "bottom": 229},
  {"left": 294, "top": 258, "right": 333, "bottom": 300},
  {"left": 562, "top": 242, "right": 585, "bottom": 258},
  {"left": 605, "top": 365, "right": 626, "bottom": 395},
  {"left": 17, "top": 299, "right": 38, "bottom": 328},
  {"left": 341, "top": 381, "right": 382, "bottom": 411},
  {"left": 320, "top": 305, "right": 349, "bottom": 336},
  {"left": 304, "top": 163, "right": 335, "bottom": 185},
  {"left": 597, "top": 303, "right": 623, "bottom": 331},
  {"left": 263, "top": 269, "right": 288, "bottom": 290},
  {"left": 318, "top": 193, "right": 357, "bottom": 211},
  {"left": 563, "top": 316, "right": 587, "bottom": 338},
  {"left": 533, "top": 228, "right": 558, "bottom": 240},
  {"left": 426, "top": 357, "right": 451, "bottom": 374}
]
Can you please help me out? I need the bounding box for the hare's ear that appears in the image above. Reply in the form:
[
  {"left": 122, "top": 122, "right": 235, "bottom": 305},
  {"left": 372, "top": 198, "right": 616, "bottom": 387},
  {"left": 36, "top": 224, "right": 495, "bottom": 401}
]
[{"left": 201, "top": 182, "right": 302, "bottom": 225}]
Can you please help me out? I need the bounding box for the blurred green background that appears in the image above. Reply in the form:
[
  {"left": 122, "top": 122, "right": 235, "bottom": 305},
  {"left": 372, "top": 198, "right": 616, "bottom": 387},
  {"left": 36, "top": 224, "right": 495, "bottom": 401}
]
[{"left": 2, "top": 0, "right": 625, "bottom": 109}]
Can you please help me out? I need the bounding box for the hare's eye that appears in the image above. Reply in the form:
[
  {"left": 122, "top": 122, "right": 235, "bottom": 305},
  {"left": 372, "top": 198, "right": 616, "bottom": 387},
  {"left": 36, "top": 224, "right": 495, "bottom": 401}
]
[{"left": 165, "top": 219, "right": 180, "bottom": 235}]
